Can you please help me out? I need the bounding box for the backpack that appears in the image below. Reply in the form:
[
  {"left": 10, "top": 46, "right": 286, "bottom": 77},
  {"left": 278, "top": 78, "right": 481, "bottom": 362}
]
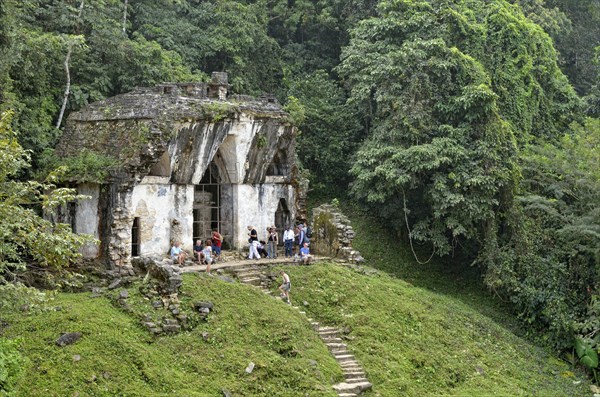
[{"left": 306, "top": 226, "right": 313, "bottom": 238}]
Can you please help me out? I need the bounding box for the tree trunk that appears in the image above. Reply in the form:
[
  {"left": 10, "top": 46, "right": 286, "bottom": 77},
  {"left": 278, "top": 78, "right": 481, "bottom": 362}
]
[
  {"left": 122, "top": 0, "right": 128, "bottom": 35},
  {"left": 55, "top": 0, "right": 85, "bottom": 130}
]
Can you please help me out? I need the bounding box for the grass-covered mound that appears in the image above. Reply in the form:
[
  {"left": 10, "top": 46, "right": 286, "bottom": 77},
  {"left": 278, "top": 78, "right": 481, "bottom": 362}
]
[
  {"left": 0, "top": 275, "right": 341, "bottom": 396},
  {"left": 280, "top": 264, "right": 586, "bottom": 396}
]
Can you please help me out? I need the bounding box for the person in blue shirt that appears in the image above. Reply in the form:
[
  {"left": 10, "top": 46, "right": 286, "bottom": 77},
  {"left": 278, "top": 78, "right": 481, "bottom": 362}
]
[
  {"left": 296, "top": 225, "right": 305, "bottom": 255},
  {"left": 300, "top": 242, "right": 312, "bottom": 265},
  {"left": 170, "top": 241, "right": 187, "bottom": 266}
]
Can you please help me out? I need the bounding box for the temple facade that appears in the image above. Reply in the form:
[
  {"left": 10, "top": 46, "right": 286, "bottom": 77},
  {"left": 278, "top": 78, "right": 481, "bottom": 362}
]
[{"left": 52, "top": 72, "right": 304, "bottom": 269}]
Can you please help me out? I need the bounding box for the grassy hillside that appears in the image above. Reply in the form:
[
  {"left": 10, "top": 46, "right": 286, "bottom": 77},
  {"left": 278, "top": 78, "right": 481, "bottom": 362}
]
[
  {"left": 0, "top": 277, "right": 342, "bottom": 396},
  {"left": 280, "top": 264, "right": 586, "bottom": 396},
  {"left": 0, "top": 211, "right": 590, "bottom": 396}
]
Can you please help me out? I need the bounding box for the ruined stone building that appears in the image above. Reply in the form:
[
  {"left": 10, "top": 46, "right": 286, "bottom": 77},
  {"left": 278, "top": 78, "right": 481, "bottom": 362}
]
[{"left": 53, "top": 72, "right": 304, "bottom": 268}]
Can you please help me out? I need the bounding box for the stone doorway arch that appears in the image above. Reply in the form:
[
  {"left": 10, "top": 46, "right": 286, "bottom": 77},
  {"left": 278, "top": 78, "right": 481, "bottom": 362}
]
[
  {"left": 193, "top": 157, "right": 234, "bottom": 249},
  {"left": 274, "top": 198, "right": 290, "bottom": 245}
]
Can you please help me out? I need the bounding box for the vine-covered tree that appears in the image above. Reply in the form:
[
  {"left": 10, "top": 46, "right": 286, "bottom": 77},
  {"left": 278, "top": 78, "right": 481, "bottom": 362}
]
[{"left": 0, "top": 111, "right": 94, "bottom": 277}]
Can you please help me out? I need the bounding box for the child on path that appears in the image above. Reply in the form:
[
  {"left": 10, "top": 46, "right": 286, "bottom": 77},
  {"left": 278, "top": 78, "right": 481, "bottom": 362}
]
[
  {"left": 279, "top": 271, "right": 291, "bottom": 304},
  {"left": 202, "top": 239, "right": 213, "bottom": 274}
]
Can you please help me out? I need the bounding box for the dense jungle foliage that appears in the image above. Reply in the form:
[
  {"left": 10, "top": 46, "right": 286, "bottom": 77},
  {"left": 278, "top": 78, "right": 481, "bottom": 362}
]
[{"left": 0, "top": 0, "right": 598, "bottom": 374}]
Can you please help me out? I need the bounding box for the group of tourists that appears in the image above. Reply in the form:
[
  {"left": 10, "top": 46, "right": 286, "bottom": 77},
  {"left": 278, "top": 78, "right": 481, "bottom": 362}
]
[
  {"left": 246, "top": 223, "right": 312, "bottom": 263},
  {"left": 169, "top": 224, "right": 312, "bottom": 301},
  {"left": 169, "top": 230, "right": 223, "bottom": 274}
]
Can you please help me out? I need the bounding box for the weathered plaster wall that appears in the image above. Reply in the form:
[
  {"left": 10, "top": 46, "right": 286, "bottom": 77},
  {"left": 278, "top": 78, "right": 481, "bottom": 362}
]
[
  {"left": 76, "top": 183, "right": 100, "bottom": 258},
  {"left": 233, "top": 183, "right": 296, "bottom": 247},
  {"left": 131, "top": 180, "right": 194, "bottom": 256},
  {"left": 170, "top": 120, "right": 234, "bottom": 184}
]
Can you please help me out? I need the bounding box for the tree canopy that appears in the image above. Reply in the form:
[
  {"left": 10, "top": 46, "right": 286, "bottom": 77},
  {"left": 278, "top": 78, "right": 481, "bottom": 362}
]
[{"left": 0, "top": 0, "right": 598, "bottom": 353}]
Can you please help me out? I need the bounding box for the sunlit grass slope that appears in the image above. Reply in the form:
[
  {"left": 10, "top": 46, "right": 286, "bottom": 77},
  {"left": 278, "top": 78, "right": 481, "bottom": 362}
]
[
  {"left": 0, "top": 210, "right": 589, "bottom": 396},
  {"left": 280, "top": 264, "right": 586, "bottom": 396},
  {"left": 1, "top": 276, "right": 341, "bottom": 396}
]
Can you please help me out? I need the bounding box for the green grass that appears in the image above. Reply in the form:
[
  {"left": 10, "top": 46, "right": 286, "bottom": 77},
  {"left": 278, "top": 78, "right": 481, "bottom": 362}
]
[
  {"left": 0, "top": 275, "right": 341, "bottom": 396},
  {"left": 0, "top": 208, "right": 591, "bottom": 396},
  {"left": 347, "top": 205, "right": 518, "bottom": 327},
  {"left": 276, "top": 264, "right": 587, "bottom": 396}
]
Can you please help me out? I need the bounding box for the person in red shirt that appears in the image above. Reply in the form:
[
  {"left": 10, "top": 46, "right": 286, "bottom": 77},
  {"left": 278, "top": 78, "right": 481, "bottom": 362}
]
[{"left": 211, "top": 230, "right": 223, "bottom": 263}]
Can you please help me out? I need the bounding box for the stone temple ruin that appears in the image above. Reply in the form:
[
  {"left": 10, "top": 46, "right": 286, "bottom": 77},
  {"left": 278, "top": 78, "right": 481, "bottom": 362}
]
[{"left": 51, "top": 72, "right": 305, "bottom": 270}]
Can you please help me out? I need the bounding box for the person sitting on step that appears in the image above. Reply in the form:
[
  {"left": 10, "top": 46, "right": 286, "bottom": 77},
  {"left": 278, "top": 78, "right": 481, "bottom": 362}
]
[
  {"left": 300, "top": 242, "right": 312, "bottom": 265},
  {"left": 170, "top": 241, "right": 187, "bottom": 266},
  {"left": 193, "top": 239, "right": 203, "bottom": 262}
]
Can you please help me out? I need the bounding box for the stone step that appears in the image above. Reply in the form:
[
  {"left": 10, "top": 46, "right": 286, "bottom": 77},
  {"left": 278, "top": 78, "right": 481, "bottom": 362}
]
[
  {"left": 326, "top": 342, "right": 347, "bottom": 349},
  {"left": 333, "top": 354, "right": 356, "bottom": 362},
  {"left": 329, "top": 347, "right": 349, "bottom": 354},
  {"left": 343, "top": 368, "right": 365, "bottom": 374},
  {"left": 318, "top": 326, "right": 338, "bottom": 332},
  {"left": 345, "top": 377, "right": 370, "bottom": 384},
  {"left": 339, "top": 361, "right": 360, "bottom": 368},
  {"left": 332, "top": 381, "right": 372, "bottom": 395},
  {"left": 337, "top": 393, "right": 357, "bottom": 397},
  {"left": 231, "top": 266, "right": 257, "bottom": 272},
  {"left": 318, "top": 330, "right": 339, "bottom": 336},
  {"left": 344, "top": 373, "right": 367, "bottom": 380},
  {"left": 321, "top": 337, "right": 343, "bottom": 344},
  {"left": 236, "top": 271, "right": 261, "bottom": 279},
  {"left": 239, "top": 277, "right": 262, "bottom": 286}
]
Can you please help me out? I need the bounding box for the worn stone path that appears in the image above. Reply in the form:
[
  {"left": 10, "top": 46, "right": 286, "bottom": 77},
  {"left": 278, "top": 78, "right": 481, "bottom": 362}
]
[{"left": 183, "top": 254, "right": 372, "bottom": 397}]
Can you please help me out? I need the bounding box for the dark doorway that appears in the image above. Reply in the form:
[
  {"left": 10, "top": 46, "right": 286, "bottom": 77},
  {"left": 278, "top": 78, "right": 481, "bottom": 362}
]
[
  {"left": 274, "top": 199, "right": 290, "bottom": 245},
  {"left": 131, "top": 217, "right": 140, "bottom": 257},
  {"left": 193, "top": 162, "right": 222, "bottom": 243}
]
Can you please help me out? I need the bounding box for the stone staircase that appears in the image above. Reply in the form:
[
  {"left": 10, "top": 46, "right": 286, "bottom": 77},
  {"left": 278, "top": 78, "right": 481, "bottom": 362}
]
[
  {"left": 315, "top": 325, "right": 372, "bottom": 396},
  {"left": 232, "top": 265, "right": 373, "bottom": 397}
]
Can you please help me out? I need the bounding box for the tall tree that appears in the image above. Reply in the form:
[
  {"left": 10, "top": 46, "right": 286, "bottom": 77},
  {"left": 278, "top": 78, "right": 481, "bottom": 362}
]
[{"left": 546, "top": 0, "right": 600, "bottom": 95}]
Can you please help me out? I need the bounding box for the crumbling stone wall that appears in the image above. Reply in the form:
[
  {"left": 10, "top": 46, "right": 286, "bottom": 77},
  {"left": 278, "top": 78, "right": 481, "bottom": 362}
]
[{"left": 311, "top": 204, "right": 364, "bottom": 263}]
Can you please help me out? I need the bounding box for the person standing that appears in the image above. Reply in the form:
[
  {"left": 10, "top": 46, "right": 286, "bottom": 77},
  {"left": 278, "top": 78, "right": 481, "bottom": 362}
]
[
  {"left": 202, "top": 239, "right": 213, "bottom": 274},
  {"left": 283, "top": 225, "right": 294, "bottom": 258},
  {"left": 278, "top": 271, "right": 291, "bottom": 304},
  {"left": 248, "top": 225, "right": 258, "bottom": 242},
  {"left": 267, "top": 226, "right": 278, "bottom": 259},
  {"left": 247, "top": 226, "right": 259, "bottom": 259},
  {"left": 211, "top": 230, "right": 223, "bottom": 263},
  {"left": 296, "top": 225, "right": 306, "bottom": 255}
]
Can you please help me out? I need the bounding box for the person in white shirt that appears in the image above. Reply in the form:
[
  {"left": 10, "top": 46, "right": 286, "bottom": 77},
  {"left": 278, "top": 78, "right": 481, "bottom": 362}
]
[{"left": 283, "top": 225, "right": 295, "bottom": 258}]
